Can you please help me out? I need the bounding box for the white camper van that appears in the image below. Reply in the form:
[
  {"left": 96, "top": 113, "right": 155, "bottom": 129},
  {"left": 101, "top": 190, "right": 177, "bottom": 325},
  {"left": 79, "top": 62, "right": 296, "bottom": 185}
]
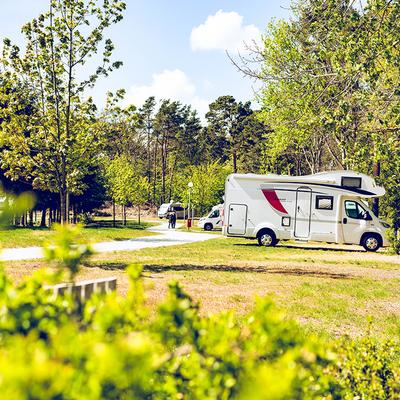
[
  {"left": 223, "top": 171, "right": 390, "bottom": 252},
  {"left": 198, "top": 204, "right": 223, "bottom": 231},
  {"left": 158, "top": 202, "right": 186, "bottom": 219}
]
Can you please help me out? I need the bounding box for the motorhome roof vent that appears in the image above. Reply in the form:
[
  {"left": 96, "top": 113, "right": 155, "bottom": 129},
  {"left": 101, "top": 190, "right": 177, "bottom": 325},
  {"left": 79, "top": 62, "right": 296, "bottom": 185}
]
[{"left": 341, "top": 176, "right": 362, "bottom": 188}]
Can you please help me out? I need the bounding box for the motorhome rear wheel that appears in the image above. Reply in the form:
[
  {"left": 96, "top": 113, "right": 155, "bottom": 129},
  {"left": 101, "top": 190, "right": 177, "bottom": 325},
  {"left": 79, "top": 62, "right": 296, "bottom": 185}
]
[{"left": 257, "top": 229, "right": 277, "bottom": 247}]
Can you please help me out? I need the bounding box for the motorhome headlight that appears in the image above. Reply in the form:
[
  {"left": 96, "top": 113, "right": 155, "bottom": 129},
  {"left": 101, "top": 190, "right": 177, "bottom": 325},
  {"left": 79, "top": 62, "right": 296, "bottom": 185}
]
[{"left": 380, "top": 220, "right": 391, "bottom": 229}]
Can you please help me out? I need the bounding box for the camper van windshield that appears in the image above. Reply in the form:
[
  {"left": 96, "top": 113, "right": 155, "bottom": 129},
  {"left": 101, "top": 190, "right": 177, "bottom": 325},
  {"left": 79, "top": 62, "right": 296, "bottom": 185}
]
[
  {"left": 209, "top": 210, "right": 220, "bottom": 218},
  {"left": 159, "top": 204, "right": 169, "bottom": 211}
]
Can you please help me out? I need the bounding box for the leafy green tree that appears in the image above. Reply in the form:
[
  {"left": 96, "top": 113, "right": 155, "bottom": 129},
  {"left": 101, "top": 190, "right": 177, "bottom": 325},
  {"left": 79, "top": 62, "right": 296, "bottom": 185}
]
[
  {"left": 240, "top": 111, "right": 271, "bottom": 173},
  {"left": 104, "top": 155, "right": 133, "bottom": 225},
  {"left": 0, "top": 0, "right": 126, "bottom": 223},
  {"left": 104, "top": 154, "right": 150, "bottom": 225},
  {"left": 138, "top": 96, "right": 157, "bottom": 200},
  {"left": 70, "top": 166, "right": 108, "bottom": 222},
  {"left": 153, "top": 100, "right": 202, "bottom": 204},
  {"left": 100, "top": 90, "right": 141, "bottom": 160},
  {"left": 206, "top": 96, "right": 253, "bottom": 173},
  {"left": 131, "top": 175, "right": 151, "bottom": 225},
  {"left": 238, "top": 0, "right": 400, "bottom": 250},
  {"left": 179, "top": 162, "right": 230, "bottom": 214}
]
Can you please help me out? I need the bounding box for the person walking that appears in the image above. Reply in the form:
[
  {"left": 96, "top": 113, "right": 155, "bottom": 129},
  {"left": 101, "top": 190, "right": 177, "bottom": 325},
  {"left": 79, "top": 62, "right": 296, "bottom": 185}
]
[
  {"left": 167, "top": 211, "right": 172, "bottom": 229},
  {"left": 171, "top": 211, "right": 177, "bottom": 229}
]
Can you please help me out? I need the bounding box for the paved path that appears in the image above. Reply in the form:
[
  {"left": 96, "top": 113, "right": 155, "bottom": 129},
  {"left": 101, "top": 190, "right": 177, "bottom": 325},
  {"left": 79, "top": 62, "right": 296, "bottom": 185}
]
[{"left": 0, "top": 223, "right": 218, "bottom": 262}]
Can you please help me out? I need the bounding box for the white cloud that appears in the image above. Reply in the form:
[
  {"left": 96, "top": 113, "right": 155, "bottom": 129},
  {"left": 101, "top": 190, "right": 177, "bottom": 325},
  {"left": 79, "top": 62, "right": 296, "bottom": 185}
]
[
  {"left": 190, "top": 10, "right": 261, "bottom": 52},
  {"left": 125, "top": 69, "right": 210, "bottom": 121},
  {"left": 191, "top": 96, "right": 210, "bottom": 119}
]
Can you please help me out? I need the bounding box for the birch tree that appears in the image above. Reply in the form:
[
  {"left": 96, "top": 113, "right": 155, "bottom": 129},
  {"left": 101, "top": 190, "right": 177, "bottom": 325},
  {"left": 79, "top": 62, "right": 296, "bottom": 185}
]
[{"left": 0, "top": 0, "right": 126, "bottom": 223}]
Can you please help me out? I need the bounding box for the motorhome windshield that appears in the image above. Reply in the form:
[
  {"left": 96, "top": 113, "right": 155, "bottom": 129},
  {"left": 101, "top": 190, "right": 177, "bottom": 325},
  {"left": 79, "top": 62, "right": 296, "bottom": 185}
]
[
  {"left": 159, "top": 204, "right": 170, "bottom": 211},
  {"left": 209, "top": 209, "right": 220, "bottom": 218}
]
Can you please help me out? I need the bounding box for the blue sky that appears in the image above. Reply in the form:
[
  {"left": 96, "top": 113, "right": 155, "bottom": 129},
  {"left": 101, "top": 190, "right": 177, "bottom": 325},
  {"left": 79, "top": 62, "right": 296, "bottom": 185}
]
[{"left": 0, "top": 0, "right": 291, "bottom": 117}]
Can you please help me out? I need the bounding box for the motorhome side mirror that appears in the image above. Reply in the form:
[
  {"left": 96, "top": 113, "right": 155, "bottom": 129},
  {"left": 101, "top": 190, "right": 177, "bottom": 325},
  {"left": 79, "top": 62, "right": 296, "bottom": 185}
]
[{"left": 365, "top": 211, "right": 372, "bottom": 221}]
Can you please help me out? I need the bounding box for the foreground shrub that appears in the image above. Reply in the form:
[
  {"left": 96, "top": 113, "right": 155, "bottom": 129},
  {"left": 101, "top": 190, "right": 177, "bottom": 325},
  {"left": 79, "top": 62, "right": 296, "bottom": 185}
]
[
  {"left": 0, "top": 264, "right": 399, "bottom": 399},
  {"left": 0, "top": 264, "right": 337, "bottom": 399},
  {"left": 0, "top": 226, "right": 398, "bottom": 399},
  {"left": 338, "top": 336, "right": 400, "bottom": 399}
]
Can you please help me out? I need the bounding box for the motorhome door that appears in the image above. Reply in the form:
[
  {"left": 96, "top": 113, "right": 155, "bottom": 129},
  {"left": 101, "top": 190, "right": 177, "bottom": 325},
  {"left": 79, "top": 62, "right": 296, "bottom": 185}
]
[
  {"left": 228, "top": 204, "right": 247, "bottom": 235},
  {"left": 341, "top": 199, "right": 372, "bottom": 244},
  {"left": 294, "top": 187, "right": 312, "bottom": 238}
]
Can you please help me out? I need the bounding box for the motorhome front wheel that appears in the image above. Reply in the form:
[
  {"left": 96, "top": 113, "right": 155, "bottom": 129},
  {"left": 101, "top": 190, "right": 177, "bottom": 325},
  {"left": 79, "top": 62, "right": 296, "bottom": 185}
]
[
  {"left": 257, "top": 229, "right": 277, "bottom": 247},
  {"left": 362, "top": 234, "right": 382, "bottom": 252},
  {"left": 204, "top": 223, "right": 213, "bottom": 231}
]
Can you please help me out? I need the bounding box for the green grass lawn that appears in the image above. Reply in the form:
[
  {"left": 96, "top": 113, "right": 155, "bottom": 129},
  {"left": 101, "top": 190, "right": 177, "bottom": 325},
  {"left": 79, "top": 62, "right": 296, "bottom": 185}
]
[
  {"left": 88, "top": 237, "right": 399, "bottom": 339},
  {"left": 6, "top": 234, "right": 399, "bottom": 340},
  {"left": 91, "top": 235, "right": 400, "bottom": 271},
  {"left": 0, "top": 220, "right": 157, "bottom": 248}
]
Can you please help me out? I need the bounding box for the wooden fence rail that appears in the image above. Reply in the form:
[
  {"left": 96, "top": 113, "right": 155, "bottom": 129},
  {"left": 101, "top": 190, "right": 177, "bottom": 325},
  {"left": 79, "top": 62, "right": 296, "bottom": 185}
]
[{"left": 46, "top": 277, "right": 117, "bottom": 301}]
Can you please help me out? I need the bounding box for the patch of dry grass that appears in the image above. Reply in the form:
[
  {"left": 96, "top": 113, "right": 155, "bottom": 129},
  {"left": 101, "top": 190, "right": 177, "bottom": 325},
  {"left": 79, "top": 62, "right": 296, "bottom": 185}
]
[{"left": 4, "top": 236, "right": 400, "bottom": 339}]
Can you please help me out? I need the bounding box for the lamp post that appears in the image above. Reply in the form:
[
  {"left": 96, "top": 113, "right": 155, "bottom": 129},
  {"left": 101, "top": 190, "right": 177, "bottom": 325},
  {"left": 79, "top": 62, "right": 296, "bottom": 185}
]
[{"left": 188, "top": 181, "right": 193, "bottom": 229}]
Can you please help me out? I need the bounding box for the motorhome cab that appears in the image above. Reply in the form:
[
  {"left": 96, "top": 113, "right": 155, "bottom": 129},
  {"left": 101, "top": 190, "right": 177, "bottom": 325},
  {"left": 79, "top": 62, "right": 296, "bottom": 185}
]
[
  {"left": 223, "top": 171, "right": 390, "bottom": 252},
  {"left": 198, "top": 204, "right": 223, "bottom": 231}
]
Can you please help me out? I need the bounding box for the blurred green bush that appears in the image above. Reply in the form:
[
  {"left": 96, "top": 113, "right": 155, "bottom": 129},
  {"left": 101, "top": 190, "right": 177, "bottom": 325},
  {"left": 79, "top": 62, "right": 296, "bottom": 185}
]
[{"left": 0, "top": 225, "right": 398, "bottom": 399}]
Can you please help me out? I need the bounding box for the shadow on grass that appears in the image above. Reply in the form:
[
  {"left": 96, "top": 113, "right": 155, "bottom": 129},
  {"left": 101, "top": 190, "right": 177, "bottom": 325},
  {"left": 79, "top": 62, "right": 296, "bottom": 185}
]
[
  {"left": 89, "top": 262, "right": 352, "bottom": 280},
  {"left": 2, "top": 221, "right": 152, "bottom": 231},
  {"left": 234, "top": 243, "right": 365, "bottom": 253},
  {"left": 85, "top": 220, "right": 152, "bottom": 230},
  {"left": 0, "top": 226, "right": 50, "bottom": 232}
]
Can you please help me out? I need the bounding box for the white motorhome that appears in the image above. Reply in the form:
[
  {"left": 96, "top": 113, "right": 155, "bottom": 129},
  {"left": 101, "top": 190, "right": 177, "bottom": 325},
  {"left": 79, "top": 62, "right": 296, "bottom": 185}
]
[
  {"left": 223, "top": 171, "right": 390, "bottom": 252},
  {"left": 198, "top": 204, "right": 223, "bottom": 231}
]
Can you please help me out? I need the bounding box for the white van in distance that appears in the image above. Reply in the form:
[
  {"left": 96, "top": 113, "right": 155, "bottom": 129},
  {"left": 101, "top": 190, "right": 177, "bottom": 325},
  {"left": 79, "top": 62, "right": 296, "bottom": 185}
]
[
  {"left": 157, "top": 202, "right": 185, "bottom": 219},
  {"left": 198, "top": 204, "right": 223, "bottom": 231},
  {"left": 223, "top": 171, "right": 390, "bottom": 252}
]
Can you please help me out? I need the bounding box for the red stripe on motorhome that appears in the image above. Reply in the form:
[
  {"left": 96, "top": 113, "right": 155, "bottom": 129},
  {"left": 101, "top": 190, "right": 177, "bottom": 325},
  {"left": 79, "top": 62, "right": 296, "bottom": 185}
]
[{"left": 261, "top": 189, "right": 288, "bottom": 214}]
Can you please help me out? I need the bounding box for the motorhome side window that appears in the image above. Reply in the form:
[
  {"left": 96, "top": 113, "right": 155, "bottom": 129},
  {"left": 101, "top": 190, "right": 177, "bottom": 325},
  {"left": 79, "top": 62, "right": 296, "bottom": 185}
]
[
  {"left": 345, "top": 200, "right": 368, "bottom": 219},
  {"left": 315, "top": 195, "right": 333, "bottom": 210},
  {"left": 341, "top": 176, "right": 362, "bottom": 188}
]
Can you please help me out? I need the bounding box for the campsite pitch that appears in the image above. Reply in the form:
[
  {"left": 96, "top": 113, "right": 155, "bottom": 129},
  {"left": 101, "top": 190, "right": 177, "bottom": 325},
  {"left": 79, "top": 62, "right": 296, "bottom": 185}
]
[{"left": 4, "top": 232, "right": 399, "bottom": 340}]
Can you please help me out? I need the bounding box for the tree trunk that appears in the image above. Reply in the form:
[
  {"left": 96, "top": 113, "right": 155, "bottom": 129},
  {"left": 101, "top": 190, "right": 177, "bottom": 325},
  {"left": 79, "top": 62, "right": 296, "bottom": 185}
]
[
  {"left": 147, "top": 128, "right": 152, "bottom": 201},
  {"left": 29, "top": 210, "right": 34, "bottom": 227},
  {"left": 233, "top": 150, "right": 237, "bottom": 173},
  {"left": 138, "top": 205, "right": 141, "bottom": 225},
  {"left": 168, "top": 157, "right": 177, "bottom": 202},
  {"left": 72, "top": 205, "right": 77, "bottom": 224},
  {"left": 60, "top": 189, "right": 68, "bottom": 225},
  {"left": 161, "top": 152, "right": 166, "bottom": 203},
  {"left": 123, "top": 205, "right": 127, "bottom": 226},
  {"left": 40, "top": 209, "right": 47, "bottom": 227},
  {"left": 161, "top": 138, "right": 168, "bottom": 203},
  {"left": 372, "top": 160, "right": 381, "bottom": 217},
  {"left": 153, "top": 141, "right": 158, "bottom": 204},
  {"left": 112, "top": 202, "right": 116, "bottom": 227}
]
